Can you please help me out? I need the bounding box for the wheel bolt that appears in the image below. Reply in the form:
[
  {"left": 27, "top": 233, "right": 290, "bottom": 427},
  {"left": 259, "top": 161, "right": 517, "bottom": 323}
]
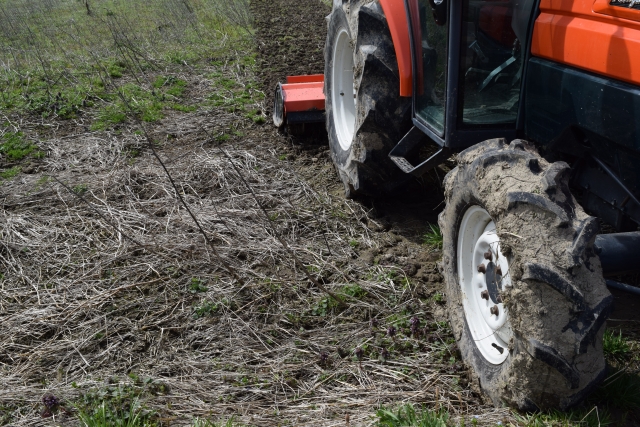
[
  {"left": 484, "top": 251, "right": 493, "bottom": 261},
  {"left": 496, "top": 265, "right": 502, "bottom": 275},
  {"left": 490, "top": 305, "right": 499, "bottom": 316},
  {"left": 477, "top": 264, "right": 486, "bottom": 274},
  {"left": 481, "top": 290, "right": 489, "bottom": 300}
]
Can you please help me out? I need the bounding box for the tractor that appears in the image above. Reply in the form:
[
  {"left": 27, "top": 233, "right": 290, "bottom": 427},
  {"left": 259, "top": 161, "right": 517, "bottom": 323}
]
[{"left": 273, "top": 0, "right": 640, "bottom": 410}]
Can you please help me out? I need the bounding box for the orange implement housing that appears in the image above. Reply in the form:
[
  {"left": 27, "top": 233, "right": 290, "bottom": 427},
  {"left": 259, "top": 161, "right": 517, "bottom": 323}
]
[
  {"left": 272, "top": 74, "right": 325, "bottom": 127},
  {"left": 282, "top": 74, "right": 325, "bottom": 112},
  {"left": 531, "top": 0, "right": 640, "bottom": 86}
]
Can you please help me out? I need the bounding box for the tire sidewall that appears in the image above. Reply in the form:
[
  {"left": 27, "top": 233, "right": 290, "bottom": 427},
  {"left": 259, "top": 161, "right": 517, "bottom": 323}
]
[
  {"left": 325, "top": 6, "right": 353, "bottom": 169},
  {"left": 440, "top": 168, "right": 520, "bottom": 407}
]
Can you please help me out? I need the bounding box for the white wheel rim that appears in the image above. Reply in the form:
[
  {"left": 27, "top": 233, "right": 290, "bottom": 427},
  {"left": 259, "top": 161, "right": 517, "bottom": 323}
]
[
  {"left": 458, "top": 206, "right": 513, "bottom": 364},
  {"left": 332, "top": 27, "right": 356, "bottom": 151}
]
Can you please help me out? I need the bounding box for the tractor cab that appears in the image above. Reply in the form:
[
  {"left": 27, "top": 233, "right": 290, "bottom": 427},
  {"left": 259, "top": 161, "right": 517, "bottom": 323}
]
[{"left": 411, "top": 0, "right": 535, "bottom": 144}]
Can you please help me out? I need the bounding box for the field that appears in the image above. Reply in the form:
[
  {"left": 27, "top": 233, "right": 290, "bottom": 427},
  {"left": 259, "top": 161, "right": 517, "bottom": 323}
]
[{"left": 0, "top": 0, "right": 639, "bottom": 426}]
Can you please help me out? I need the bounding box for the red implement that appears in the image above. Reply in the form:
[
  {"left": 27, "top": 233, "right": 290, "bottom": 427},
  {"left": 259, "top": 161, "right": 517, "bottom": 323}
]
[{"left": 273, "top": 74, "right": 325, "bottom": 127}]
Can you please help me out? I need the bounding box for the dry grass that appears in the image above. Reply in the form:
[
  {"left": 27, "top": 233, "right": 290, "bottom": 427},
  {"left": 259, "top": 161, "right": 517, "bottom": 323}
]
[{"left": 0, "top": 117, "right": 510, "bottom": 425}]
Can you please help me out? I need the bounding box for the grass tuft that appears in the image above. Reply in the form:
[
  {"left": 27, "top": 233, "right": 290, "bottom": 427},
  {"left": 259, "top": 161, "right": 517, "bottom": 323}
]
[
  {"left": 192, "top": 418, "right": 238, "bottom": 427},
  {"left": 603, "top": 329, "right": 632, "bottom": 362},
  {"left": 1, "top": 166, "right": 21, "bottom": 180},
  {"left": 588, "top": 368, "right": 640, "bottom": 411},
  {"left": 76, "top": 399, "right": 150, "bottom": 427},
  {"left": 422, "top": 224, "right": 443, "bottom": 250},
  {"left": 376, "top": 404, "right": 447, "bottom": 427},
  {"left": 515, "top": 408, "right": 611, "bottom": 427},
  {"left": 1, "top": 131, "right": 38, "bottom": 161}
]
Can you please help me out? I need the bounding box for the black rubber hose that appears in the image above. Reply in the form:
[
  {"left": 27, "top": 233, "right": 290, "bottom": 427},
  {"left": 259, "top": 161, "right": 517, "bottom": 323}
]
[{"left": 606, "top": 279, "right": 640, "bottom": 296}]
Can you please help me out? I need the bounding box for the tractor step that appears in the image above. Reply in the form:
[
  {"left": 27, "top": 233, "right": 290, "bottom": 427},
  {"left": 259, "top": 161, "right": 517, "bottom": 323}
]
[
  {"left": 273, "top": 74, "right": 325, "bottom": 128},
  {"left": 388, "top": 126, "right": 450, "bottom": 176}
]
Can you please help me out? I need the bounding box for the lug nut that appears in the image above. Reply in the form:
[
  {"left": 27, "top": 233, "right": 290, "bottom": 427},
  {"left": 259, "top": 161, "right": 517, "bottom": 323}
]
[
  {"left": 490, "top": 305, "right": 499, "bottom": 316},
  {"left": 484, "top": 250, "right": 493, "bottom": 261},
  {"left": 477, "top": 264, "right": 486, "bottom": 274},
  {"left": 481, "top": 290, "right": 489, "bottom": 300},
  {"left": 496, "top": 295, "right": 503, "bottom": 303},
  {"left": 496, "top": 265, "right": 502, "bottom": 275}
]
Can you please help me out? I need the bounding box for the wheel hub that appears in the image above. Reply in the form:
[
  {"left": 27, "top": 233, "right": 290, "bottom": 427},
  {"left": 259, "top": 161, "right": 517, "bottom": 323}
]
[
  {"left": 331, "top": 27, "right": 356, "bottom": 151},
  {"left": 458, "top": 206, "right": 513, "bottom": 364}
]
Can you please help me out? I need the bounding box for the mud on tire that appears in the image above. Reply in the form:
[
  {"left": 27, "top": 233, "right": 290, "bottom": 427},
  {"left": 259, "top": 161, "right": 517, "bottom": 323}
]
[
  {"left": 439, "top": 138, "right": 612, "bottom": 410},
  {"left": 325, "top": 0, "right": 412, "bottom": 198}
]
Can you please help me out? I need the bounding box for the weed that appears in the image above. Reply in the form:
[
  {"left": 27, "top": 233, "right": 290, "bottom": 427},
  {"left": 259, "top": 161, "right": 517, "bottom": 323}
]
[
  {"left": 311, "top": 296, "right": 339, "bottom": 317},
  {"left": 73, "top": 184, "right": 88, "bottom": 195},
  {"left": 432, "top": 292, "right": 445, "bottom": 304},
  {"left": 339, "top": 284, "right": 366, "bottom": 298},
  {"left": 422, "top": 224, "right": 443, "bottom": 250},
  {"left": 194, "top": 300, "right": 220, "bottom": 318},
  {"left": 75, "top": 381, "right": 165, "bottom": 427},
  {"left": 376, "top": 404, "right": 448, "bottom": 427},
  {"left": 349, "top": 239, "right": 359, "bottom": 248},
  {"left": 603, "top": 329, "right": 632, "bottom": 362},
  {"left": 189, "top": 277, "right": 208, "bottom": 293}
]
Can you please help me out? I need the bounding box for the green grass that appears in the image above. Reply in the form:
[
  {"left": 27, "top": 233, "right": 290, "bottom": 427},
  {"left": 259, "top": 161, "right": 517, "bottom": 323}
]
[
  {"left": 311, "top": 284, "right": 366, "bottom": 316},
  {"left": 0, "top": 0, "right": 260, "bottom": 132},
  {"left": 588, "top": 368, "right": 640, "bottom": 412},
  {"left": 376, "top": 404, "right": 448, "bottom": 427},
  {"left": 189, "top": 277, "right": 208, "bottom": 293},
  {"left": 422, "top": 224, "right": 443, "bottom": 250},
  {"left": 73, "top": 184, "right": 88, "bottom": 195},
  {"left": 76, "top": 400, "right": 152, "bottom": 427},
  {"left": 193, "top": 300, "right": 220, "bottom": 318},
  {"left": 603, "top": 329, "right": 632, "bottom": 362},
  {"left": 191, "top": 418, "right": 238, "bottom": 427},
  {"left": 0, "top": 166, "right": 21, "bottom": 180},
  {"left": 0, "top": 132, "right": 39, "bottom": 161},
  {"left": 74, "top": 380, "right": 167, "bottom": 427},
  {"left": 515, "top": 408, "right": 611, "bottom": 427}
]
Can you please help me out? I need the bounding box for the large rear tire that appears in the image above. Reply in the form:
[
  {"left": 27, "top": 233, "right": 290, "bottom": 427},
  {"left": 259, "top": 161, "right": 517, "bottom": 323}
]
[
  {"left": 324, "top": 0, "right": 412, "bottom": 198},
  {"left": 439, "top": 138, "right": 612, "bottom": 410}
]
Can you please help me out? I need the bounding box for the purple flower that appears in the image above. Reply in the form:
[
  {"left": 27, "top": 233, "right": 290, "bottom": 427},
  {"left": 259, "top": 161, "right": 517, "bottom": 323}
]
[
  {"left": 410, "top": 317, "right": 420, "bottom": 335},
  {"left": 387, "top": 325, "right": 396, "bottom": 337},
  {"left": 42, "top": 394, "right": 59, "bottom": 409},
  {"left": 319, "top": 352, "right": 329, "bottom": 365}
]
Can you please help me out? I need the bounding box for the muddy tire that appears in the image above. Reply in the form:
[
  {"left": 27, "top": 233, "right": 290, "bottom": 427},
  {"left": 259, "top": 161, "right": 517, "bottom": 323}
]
[
  {"left": 324, "top": 0, "right": 412, "bottom": 198},
  {"left": 439, "top": 138, "right": 612, "bottom": 410}
]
